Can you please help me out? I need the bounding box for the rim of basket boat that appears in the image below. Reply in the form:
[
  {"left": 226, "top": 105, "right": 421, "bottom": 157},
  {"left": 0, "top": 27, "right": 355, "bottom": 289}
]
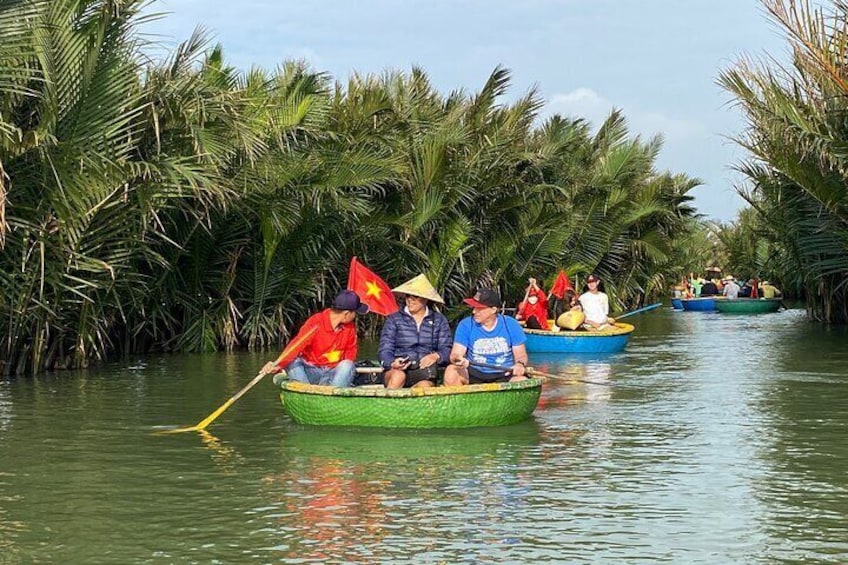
[
  {"left": 719, "top": 298, "right": 782, "bottom": 302},
  {"left": 279, "top": 377, "right": 545, "bottom": 397},
  {"left": 524, "top": 322, "right": 634, "bottom": 337}
]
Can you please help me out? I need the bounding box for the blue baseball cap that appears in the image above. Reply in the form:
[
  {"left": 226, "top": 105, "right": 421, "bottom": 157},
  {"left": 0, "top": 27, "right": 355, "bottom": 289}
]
[{"left": 333, "top": 290, "right": 370, "bottom": 314}]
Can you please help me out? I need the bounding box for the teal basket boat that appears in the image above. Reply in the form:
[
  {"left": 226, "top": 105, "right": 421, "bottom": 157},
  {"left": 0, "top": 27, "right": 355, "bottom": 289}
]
[
  {"left": 714, "top": 298, "right": 782, "bottom": 314},
  {"left": 278, "top": 378, "right": 545, "bottom": 428}
]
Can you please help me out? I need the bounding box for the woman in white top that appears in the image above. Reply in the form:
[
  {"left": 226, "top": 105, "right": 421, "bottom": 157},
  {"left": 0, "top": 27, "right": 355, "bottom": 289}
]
[{"left": 579, "top": 274, "right": 614, "bottom": 330}]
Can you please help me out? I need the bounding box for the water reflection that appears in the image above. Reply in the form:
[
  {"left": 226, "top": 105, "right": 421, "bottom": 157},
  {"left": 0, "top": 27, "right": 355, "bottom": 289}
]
[
  {"left": 0, "top": 381, "right": 12, "bottom": 432},
  {"left": 530, "top": 353, "right": 614, "bottom": 408},
  {"left": 752, "top": 315, "right": 848, "bottom": 562},
  {"left": 754, "top": 379, "right": 848, "bottom": 562},
  {"left": 262, "top": 458, "right": 390, "bottom": 561},
  {"left": 281, "top": 422, "right": 541, "bottom": 460},
  {"left": 0, "top": 472, "right": 26, "bottom": 562},
  {"left": 258, "top": 423, "right": 542, "bottom": 562},
  {"left": 198, "top": 430, "right": 246, "bottom": 475}
]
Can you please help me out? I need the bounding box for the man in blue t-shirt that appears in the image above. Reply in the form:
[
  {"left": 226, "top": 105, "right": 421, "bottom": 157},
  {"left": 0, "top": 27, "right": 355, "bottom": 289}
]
[{"left": 444, "top": 288, "right": 529, "bottom": 385}]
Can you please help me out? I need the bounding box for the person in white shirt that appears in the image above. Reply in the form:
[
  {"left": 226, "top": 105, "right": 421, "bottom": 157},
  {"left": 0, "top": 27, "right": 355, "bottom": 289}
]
[
  {"left": 579, "top": 274, "right": 614, "bottom": 330},
  {"left": 722, "top": 275, "right": 741, "bottom": 299}
]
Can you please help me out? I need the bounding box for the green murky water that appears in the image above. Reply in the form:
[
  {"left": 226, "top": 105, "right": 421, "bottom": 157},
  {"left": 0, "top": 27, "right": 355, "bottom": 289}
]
[{"left": 2, "top": 307, "right": 847, "bottom": 563}]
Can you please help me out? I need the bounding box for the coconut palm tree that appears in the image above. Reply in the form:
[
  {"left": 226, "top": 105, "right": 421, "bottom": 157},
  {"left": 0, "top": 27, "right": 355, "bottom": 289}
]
[
  {"left": 719, "top": 0, "right": 848, "bottom": 322},
  {"left": 0, "top": 0, "right": 161, "bottom": 373}
]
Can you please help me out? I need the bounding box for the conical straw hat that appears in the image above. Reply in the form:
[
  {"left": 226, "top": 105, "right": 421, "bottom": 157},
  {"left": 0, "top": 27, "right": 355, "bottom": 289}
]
[{"left": 392, "top": 274, "right": 444, "bottom": 304}]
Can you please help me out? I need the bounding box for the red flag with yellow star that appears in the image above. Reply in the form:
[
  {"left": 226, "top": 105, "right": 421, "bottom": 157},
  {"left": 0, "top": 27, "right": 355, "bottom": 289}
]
[
  {"left": 347, "top": 257, "right": 399, "bottom": 316},
  {"left": 549, "top": 270, "right": 573, "bottom": 299}
]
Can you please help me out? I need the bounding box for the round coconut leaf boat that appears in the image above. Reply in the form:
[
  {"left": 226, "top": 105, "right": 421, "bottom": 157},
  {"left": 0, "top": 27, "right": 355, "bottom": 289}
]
[
  {"left": 714, "top": 298, "right": 782, "bottom": 314},
  {"left": 524, "top": 322, "right": 634, "bottom": 354},
  {"left": 278, "top": 378, "right": 544, "bottom": 428}
]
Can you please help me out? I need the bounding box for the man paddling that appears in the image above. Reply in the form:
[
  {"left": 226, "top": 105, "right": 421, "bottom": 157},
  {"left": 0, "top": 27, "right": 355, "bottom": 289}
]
[{"left": 260, "top": 290, "right": 369, "bottom": 387}]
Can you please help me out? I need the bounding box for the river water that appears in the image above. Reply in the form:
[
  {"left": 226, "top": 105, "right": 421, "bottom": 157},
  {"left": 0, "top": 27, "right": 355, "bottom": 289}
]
[{"left": 1, "top": 307, "right": 847, "bottom": 564}]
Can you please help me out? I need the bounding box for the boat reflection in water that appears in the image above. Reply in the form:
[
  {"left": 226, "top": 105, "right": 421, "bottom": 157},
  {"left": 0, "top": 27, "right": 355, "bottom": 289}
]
[
  {"left": 531, "top": 352, "right": 615, "bottom": 406},
  {"left": 260, "top": 421, "right": 543, "bottom": 561}
]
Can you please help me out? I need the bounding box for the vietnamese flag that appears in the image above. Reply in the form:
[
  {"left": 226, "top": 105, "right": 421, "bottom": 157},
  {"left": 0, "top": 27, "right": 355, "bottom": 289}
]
[
  {"left": 549, "top": 270, "right": 573, "bottom": 299},
  {"left": 347, "top": 257, "right": 399, "bottom": 316}
]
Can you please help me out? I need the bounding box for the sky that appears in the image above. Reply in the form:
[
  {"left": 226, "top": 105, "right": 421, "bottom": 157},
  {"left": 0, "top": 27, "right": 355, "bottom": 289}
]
[{"left": 141, "top": 0, "right": 791, "bottom": 222}]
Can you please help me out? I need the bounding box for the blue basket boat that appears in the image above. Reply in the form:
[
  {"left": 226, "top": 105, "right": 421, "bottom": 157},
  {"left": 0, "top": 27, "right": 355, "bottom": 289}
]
[
  {"left": 524, "top": 323, "right": 634, "bottom": 354},
  {"left": 670, "top": 297, "right": 684, "bottom": 310},
  {"left": 681, "top": 297, "right": 719, "bottom": 311}
]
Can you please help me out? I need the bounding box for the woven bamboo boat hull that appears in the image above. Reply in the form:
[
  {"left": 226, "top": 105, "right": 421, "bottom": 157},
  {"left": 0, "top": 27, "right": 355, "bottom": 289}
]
[
  {"left": 714, "top": 298, "right": 782, "bottom": 314},
  {"left": 524, "top": 323, "right": 634, "bottom": 353},
  {"left": 681, "top": 297, "right": 718, "bottom": 311},
  {"left": 279, "top": 378, "right": 544, "bottom": 428},
  {"left": 670, "top": 298, "right": 683, "bottom": 310}
]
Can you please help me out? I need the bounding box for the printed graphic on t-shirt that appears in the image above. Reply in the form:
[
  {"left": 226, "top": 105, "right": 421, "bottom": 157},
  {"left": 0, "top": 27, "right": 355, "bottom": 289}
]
[{"left": 470, "top": 336, "right": 510, "bottom": 366}]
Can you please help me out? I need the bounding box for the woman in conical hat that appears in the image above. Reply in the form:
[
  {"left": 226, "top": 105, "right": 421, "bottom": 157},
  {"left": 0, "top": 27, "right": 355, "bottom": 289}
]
[
  {"left": 377, "top": 274, "right": 451, "bottom": 389},
  {"left": 390, "top": 273, "right": 444, "bottom": 304}
]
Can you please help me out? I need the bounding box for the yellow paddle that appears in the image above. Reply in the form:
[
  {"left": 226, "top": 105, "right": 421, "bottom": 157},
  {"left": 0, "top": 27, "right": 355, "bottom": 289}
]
[
  {"left": 160, "top": 371, "right": 270, "bottom": 434},
  {"left": 525, "top": 367, "right": 613, "bottom": 387},
  {"left": 160, "top": 328, "right": 316, "bottom": 434},
  {"left": 470, "top": 362, "right": 613, "bottom": 386}
]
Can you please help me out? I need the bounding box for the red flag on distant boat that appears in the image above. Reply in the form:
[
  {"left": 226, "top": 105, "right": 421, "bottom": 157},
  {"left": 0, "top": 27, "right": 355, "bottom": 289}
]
[
  {"left": 549, "top": 270, "right": 573, "bottom": 299},
  {"left": 347, "top": 257, "right": 399, "bottom": 316}
]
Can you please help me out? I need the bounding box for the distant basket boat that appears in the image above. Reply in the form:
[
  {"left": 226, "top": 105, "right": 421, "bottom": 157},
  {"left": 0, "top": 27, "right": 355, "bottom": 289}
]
[
  {"left": 714, "top": 298, "right": 782, "bottom": 314},
  {"left": 278, "top": 378, "right": 544, "bottom": 428},
  {"left": 681, "top": 297, "right": 719, "bottom": 311},
  {"left": 524, "top": 322, "right": 634, "bottom": 353}
]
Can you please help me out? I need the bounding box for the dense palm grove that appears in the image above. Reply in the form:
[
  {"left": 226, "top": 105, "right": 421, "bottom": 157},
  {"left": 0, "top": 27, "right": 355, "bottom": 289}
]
[
  {"left": 0, "top": 0, "right": 708, "bottom": 375},
  {"left": 720, "top": 0, "right": 848, "bottom": 323}
]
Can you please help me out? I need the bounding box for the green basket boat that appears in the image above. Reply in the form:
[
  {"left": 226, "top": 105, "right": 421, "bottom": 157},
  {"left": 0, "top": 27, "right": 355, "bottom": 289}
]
[
  {"left": 278, "top": 378, "right": 545, "bottom": 428},
  {"left": 714, "top": 298, "right": 782, "bottom": 314}
]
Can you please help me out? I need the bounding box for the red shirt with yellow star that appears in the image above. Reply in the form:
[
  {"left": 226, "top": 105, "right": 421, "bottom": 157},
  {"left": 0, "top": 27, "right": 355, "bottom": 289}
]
[{"left": 292, "top": 308, "right": 358, "bottom": 368}]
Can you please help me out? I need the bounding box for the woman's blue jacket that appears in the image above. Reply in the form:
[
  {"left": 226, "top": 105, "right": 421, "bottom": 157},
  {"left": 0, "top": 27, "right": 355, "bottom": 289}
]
[{"left": 377, "top": 308, "right": 453, "bottom": 369}]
